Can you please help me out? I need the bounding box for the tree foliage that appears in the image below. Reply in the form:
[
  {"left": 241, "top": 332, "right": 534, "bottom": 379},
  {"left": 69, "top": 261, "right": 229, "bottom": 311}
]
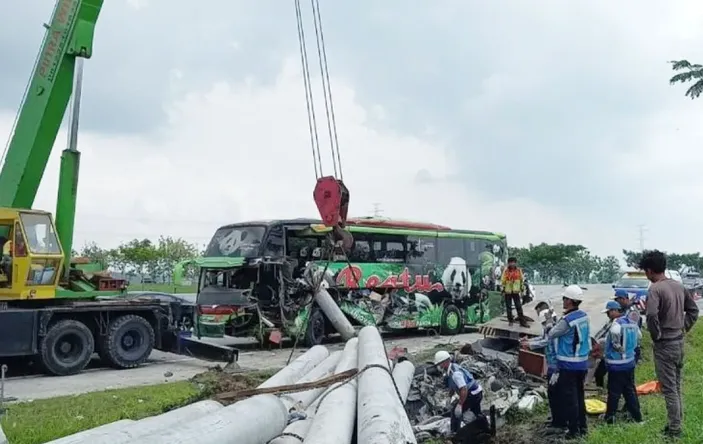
[
  {"left": 622, "top": 249, "right": 702, "bottom": 272},
  {"left": 510, "top": 243, "right": 621, "bottom": 284},
  {"left": 669, "top": 60, "right": 703, "bottom": 99},
  {"left": 77, "top": 236, "right": 200, "bottom": 283}
]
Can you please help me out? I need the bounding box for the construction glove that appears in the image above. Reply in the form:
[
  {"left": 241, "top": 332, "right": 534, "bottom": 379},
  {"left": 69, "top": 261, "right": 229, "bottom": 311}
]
[
  {"left": 549, "top": 372, "right": 559, "bottom": 386},
  {"left": 453, "top": 403, "right": 463, "bottom": 419}
]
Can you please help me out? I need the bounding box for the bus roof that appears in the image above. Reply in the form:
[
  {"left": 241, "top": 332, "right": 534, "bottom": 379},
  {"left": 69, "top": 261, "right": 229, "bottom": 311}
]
[
  {"left": 346, "top": 217, "right": 451, "bottom": 231},
  {"left": 216, "top": 217, "right": 506, "bottom": 240}
]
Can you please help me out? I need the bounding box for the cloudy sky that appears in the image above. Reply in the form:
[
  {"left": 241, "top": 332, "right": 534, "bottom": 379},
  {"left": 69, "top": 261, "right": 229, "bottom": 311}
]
[{"left": 1, "top": 0, "right": 702, "bottom": 258}]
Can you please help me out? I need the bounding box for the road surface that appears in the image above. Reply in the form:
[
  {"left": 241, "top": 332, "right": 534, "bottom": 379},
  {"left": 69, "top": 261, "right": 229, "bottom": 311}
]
[{"left": 2, "top": 331, "right": 482, "bottom": 401}]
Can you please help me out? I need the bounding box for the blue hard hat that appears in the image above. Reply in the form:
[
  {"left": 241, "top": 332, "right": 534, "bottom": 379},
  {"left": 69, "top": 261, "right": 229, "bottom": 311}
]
[
  {"left": 602, "top": 300, "right": 622, "bottom": 312},
  {"left": 613, "top": 289, "right": 629, "bottom": 299}
]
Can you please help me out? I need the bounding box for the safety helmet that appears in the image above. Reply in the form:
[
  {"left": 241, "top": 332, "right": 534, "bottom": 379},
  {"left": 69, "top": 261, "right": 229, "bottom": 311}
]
[
  {"left": 562, "top": 284, "right": 584, "bottom": 302},
  {"left": 433, "top": 350, "right": 451, "bottom": 366}
]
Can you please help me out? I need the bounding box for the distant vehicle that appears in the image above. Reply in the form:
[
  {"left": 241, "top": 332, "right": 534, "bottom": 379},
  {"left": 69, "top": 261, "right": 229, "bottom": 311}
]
[
  {"left": 683, "top": 271, "right": 701, "bottom": 289},
  {"left": 614, "top": 270, "right": 683, "bottom": 313},
  {"left": 665, "top": 270, "right": 683, "bottom": 284},
  {"left": 613, "top": 271, "right": 650, "bottom": 312}
]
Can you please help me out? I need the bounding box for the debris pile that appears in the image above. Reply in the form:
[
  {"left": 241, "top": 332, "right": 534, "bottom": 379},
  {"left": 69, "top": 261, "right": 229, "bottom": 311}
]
[{"left": 406, "top": 345, "right": 547, "bottom": 443}]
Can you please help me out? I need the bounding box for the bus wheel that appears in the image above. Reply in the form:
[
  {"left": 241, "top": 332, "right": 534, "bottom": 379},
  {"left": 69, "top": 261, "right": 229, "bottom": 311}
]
[
  {"left": 303, "top": 308, "right": 326, "bottom": 347},
  {"left": 39, "top": 319, "right": 95, "bottom": 376},
  {"left": 99, "top": 315, "right": 155, "bottom": 369},
  {"left": 440, "top": 304, "right": 463, "bottom": 336}
]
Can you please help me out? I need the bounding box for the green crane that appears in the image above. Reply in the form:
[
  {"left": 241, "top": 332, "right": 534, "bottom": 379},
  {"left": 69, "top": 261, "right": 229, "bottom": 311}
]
[{"left": 0, "top": 0, "right": 103, "bottom": 280}]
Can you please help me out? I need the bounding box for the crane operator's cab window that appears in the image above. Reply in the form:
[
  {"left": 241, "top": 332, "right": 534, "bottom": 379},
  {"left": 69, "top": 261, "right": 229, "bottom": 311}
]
[{"left": 19, "top": 213, "right": 62, "bottom": 286}]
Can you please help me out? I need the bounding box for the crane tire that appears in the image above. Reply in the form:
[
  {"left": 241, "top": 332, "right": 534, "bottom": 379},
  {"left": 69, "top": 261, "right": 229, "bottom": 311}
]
[
  {"left": 39, "top": 319, "right": 95, "bottom": 376},
  {"left": 98, "top": 314, "right": 155, "bottom": 369}
]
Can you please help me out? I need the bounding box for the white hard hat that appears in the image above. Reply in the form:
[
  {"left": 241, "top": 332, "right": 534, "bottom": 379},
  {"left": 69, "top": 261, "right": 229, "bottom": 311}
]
[
  {"left": 562, "top": 284, "right": 584, "bottom": 302},
  {"left": 433, "top": 350, "right": 451, "bottom": 365}
]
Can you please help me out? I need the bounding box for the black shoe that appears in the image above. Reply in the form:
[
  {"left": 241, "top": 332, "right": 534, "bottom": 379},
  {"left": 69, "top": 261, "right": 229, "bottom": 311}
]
[{"left": 663, "top": 426, "right": 682, "bottom": 438}]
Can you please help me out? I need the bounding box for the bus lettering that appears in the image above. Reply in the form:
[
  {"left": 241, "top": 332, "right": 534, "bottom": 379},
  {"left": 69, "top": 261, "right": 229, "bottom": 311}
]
[{"left": 336, "top": 265, "right": 444, "bottom": 292}]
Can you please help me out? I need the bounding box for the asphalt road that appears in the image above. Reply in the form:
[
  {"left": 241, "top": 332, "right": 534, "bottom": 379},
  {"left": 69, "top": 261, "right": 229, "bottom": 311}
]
[{"left": 2, "top": 331, "right": 483, "bottom": 401}]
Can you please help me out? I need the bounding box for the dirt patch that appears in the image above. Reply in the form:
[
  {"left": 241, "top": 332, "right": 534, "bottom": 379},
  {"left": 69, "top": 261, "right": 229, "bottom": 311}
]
[{"left": 190, "top": 366, "right": 279, "bottom": 404}]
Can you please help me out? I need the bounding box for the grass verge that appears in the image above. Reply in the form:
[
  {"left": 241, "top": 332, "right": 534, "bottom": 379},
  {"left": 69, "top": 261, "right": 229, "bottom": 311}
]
[
  {"left": 1, "top": 381, "right": 200, "bottom": 444},
  {"left": 586, "top": 322, "right": 703, "bottom": 444},
  {"left": 0, "top": 369, "right": 277, "bottom": 444}
]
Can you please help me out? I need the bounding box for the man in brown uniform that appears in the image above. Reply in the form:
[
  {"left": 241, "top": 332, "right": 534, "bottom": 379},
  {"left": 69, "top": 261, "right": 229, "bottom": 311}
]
[{"left": 639, "top": 250, "right": 699, "bottom": 438}]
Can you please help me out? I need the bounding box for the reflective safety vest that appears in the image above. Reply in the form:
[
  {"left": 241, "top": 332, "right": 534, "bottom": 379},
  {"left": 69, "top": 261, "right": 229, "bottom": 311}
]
[
  {"left": 604, "top": 317, "right": 638, "bottom": 371},
  {"left": 554, "top": 310, "right": 591, "bottom": 371},
  {"left": 544, "top": 325, "right": 558, "bottom": 372},
  {"left": 446, "top": 363, "right": 482, "bottom": 395}
]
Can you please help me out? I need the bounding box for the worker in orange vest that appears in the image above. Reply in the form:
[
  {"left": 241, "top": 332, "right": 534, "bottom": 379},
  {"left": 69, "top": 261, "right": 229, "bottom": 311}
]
[{"left": 501, "top": 257, "right": 529, "bottom": 327}]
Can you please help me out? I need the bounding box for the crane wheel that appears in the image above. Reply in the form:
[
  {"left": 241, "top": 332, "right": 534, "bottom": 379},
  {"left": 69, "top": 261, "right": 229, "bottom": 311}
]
[
  {"left": 39, "top": 319, "right": 95, "bottom": 376},
  {"left": 98, "top": 315, "right": 155, "bottom": 369}
]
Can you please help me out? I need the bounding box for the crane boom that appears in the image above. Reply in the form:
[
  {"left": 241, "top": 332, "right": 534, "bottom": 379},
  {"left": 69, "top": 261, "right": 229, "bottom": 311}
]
[
  {"left": 0, "top": 0, "right": 102, "bottom": 209},
  {"left": 0, "top": 0, "right": 103, "bottom": 270}
]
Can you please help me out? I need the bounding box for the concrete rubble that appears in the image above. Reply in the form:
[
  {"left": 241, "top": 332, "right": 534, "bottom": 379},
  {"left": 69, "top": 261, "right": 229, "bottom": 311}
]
[{"left": 41, "top": 331, "right": 546, "bottom": 444}]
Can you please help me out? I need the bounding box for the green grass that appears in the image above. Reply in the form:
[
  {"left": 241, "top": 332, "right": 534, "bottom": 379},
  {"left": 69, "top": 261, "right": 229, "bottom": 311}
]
[
  {"left": 586, "top": 323, "right": 703, "bottom": 444},
  {"left": 127, "top": 283, "right": 197, "bottom": 293},
  {"left": 0, "top": 369, "right": 278, "bottom": 444},
  {"left": 1, "top": 382, "right": 201, "bottom": 444}
]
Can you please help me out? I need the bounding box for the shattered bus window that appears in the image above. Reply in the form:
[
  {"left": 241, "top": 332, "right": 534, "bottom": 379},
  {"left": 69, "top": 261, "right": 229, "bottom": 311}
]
[{"left": 204, "top": 226, "right": 265, "bottom": 258}]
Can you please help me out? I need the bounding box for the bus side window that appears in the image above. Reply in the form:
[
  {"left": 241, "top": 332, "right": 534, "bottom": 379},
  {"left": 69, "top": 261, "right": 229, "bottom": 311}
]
[
  {"left": 407, "top": 236, "right": 437, "bottom": 264},
  {"left": 371, "top": 235, "right": 406, "bottom": 263},
  {"left": 436, "top": 237, "right": 466, "bottom": 265},
  {"left": 349, "top": 234, "right": 373, "bottom": 262}
]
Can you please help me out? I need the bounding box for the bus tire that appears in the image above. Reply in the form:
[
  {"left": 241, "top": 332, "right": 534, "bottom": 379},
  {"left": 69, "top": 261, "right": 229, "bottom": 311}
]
[
  {"left": 99, "top": 315, "right": 155, "bottom": 369},
  {"left": 39, "top": 319, "right": 95, "bottom": 376},
  {"left": 303, "top": 308, "right": 326, "bottom": 347},
  {"left": 440, "top": 304, "right": 463, "bottom": 336}
]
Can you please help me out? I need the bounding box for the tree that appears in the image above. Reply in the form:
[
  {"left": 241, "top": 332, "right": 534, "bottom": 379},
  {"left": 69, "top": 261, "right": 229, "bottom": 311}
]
[
  {"left": 669, "top": 60, "right": 703, "bottom": 99},
  {"left": 78, "top": 242, "right": 110, "bottom": 269},
  {"left": 596, "top": 255, "right": 621, "bottom": 283},
  {"left": 118, "top": 239, "right": 159, "bottom": 279},
  {"left": 622, "top": 249, "right": 642, "bottom": 268},
  {"left": 155, "top": 236, "right": 198, "bottom": 283}
]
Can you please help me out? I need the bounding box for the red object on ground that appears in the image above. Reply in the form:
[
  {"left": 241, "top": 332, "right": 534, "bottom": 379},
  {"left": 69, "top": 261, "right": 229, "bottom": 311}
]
[
  {"left": 388, "top": 346, "right": 407, "bottom": 361},
  {"left": 268, "top": 330, "right": 283, "bottom": 345},
  {"left": 636, "top": 380, "right": 660, "bottom": 395},
  {"left": 518, "top": 349, "right": 546, "bottom": 377}
]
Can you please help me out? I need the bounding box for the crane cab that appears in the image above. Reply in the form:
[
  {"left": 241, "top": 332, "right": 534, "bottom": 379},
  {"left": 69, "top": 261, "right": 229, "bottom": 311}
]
[{"left": 0, "top": 208, "right": 63, "bottom": 300}]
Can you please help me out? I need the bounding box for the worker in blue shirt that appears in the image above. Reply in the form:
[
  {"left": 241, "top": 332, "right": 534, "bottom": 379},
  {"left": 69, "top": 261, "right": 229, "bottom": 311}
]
[
  {"left": 433, "top": 350, "right": 485, "bottom": 434},
  {"left": 598, "top": 300, "right": 643, "bottom": 424},
  {"left": 547, "top": 284, "right": 591, "bottom": 440},
  {"left": 613, "top": 289, "right": 642, "bottom": 363},
  {"left": 521, "top": 300, "right": 564, "bottom": 431}
]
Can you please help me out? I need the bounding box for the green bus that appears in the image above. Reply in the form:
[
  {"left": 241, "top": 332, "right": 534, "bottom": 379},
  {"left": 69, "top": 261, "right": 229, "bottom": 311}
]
[{"left": 190, "top": 217, "right": 507, "bottom": 346}]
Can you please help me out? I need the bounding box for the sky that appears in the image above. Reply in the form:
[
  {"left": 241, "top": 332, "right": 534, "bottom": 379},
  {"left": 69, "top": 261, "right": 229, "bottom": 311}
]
[{"left": 0, "top": 0, "right": 702, "bottom": 259}]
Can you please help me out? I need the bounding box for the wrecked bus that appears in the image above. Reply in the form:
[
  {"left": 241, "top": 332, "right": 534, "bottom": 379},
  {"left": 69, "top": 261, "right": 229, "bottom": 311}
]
[{"left": 188, "top": 217, "right": 507, "bottom": 346}]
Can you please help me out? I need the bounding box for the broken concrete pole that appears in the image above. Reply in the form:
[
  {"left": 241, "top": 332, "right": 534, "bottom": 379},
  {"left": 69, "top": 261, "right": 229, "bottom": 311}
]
[
  {"left": 259, "top": 345, "right": 330, "bottom": 389},
  {"left": 46, "top": 420, "right": 135, "bottom": 444},
  {"left": 131, "top": 394, "right": 289, "bottom": 444},
  {"left": 314, "top": 287, "right": 356, "bottom": 340},
  {"left": 392, "top": 360, "right": 415, "bottom": 405},
  {"left": 301, "top": 337, "right": 359, "bottom": 444},
  {"left": 280, "top": 350, "right": 343, "bottom": 411},
  {"left": 0, "top": 423, "right": 7, "bottom": 444},
  {"left": 63, "top": 400, "right": 223, "bottom": 444},
  {"left": 357, "top": 326, "right": 416, "bottom": 444}
]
